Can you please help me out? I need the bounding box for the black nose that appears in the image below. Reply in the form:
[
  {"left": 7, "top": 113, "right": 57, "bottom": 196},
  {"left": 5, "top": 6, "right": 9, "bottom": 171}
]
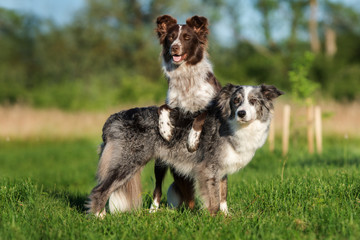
[{"left": 237, "top": 110, "right": 246, "bottom": 118}]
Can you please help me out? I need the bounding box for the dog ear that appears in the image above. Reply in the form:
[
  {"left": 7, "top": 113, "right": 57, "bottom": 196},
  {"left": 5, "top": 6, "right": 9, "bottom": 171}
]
[
  {"left": 156, "top": 15, "right": 177, "bottom": 44},
  {"left": 186, "top": 16, "right": 209, "bottom": 43},
  {"left": 260, "top": 84, "right": 284, "bottom": 100},
  {"left": 217, "top": 84, "right": 238, "bottom": 119}
]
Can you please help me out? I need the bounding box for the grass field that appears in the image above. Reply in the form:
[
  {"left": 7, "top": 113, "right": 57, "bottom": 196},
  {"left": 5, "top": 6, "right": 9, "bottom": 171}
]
[{"left": 1, "top": 136, "right": 359, "bottom": 239}]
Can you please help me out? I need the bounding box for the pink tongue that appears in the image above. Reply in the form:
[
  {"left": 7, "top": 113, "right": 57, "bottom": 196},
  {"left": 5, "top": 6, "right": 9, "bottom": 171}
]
[{"left": 173, "top": 55, "right": 182, "bottom": 62}]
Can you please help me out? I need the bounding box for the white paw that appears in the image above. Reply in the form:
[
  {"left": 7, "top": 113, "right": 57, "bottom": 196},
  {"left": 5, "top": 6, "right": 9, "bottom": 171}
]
[
  {"left": 220, "top": 201, "right": 229, "bottom": 216},
  {"left": 95, "top": 209, "right": 106, "bottom": 219},
  {"left": 159, "top": 109, "right": 174, "bottom": 142},
  {"left": 149, "top": 200, "right": 160, "bottom": 213},
  {"left": 187, "top": 128, "right": 201, "bottom": 152}
]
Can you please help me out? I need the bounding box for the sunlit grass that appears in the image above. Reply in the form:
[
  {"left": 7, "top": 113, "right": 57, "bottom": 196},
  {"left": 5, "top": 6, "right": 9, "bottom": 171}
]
[{"left": 0, "top": 138, "right": 359, "bottom": 239}]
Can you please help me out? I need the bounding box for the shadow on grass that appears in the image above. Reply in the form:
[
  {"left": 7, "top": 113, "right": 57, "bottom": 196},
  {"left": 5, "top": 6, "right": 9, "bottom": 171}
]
[
  {"left": 67, "top": 193, "right": 89, "bottom": 213},
  {"left": 49, "top": 189, "right": 161, "bottom": 214},
  {"left": 295, "top": 154, "right": 360, "bottom": 168},
  {"left": 47, "top": 189, "right": 89, "bottom": 213}
]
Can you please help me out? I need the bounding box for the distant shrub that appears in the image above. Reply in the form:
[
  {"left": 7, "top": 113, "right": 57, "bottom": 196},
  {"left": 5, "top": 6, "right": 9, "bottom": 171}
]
[
  {"left": 330, "top": 64, "right": 360, "bottom": 101},
  {"left": 24, "top": 68, "right": 167, "bottom": 111}
]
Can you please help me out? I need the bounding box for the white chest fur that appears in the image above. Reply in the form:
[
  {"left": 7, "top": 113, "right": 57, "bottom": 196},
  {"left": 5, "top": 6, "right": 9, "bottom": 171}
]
[
  {"left": 163, "top": 57, "right": 217, "bottom": 113},
  {"left": 222, "top": 119, "right": 270, "bottom": 176}
]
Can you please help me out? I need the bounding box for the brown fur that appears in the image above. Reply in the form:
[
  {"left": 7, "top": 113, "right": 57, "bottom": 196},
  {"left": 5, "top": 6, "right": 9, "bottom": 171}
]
[
  {"left": 156, "top": 15, "right": 177, "bottom": 44},
  {"left": 192, "top": 111, "right": 207, "bottom": 131},
  {"left": 172, "top": 171, "right": 196, "bottom": 209},
  {"left": 152, "top": 161, "right": 167, "bottom": 207},
  {"left": 96, "top": 142, "right": 112, "bottom": 182},
  {"left": 219, "top": 176, "right": 228, "bottom": 203}
]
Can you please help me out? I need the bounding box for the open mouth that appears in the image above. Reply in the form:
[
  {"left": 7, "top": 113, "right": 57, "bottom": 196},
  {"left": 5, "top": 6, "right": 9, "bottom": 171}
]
[{"left": 172, "top": 54, "right": 187, "bottom": 63}]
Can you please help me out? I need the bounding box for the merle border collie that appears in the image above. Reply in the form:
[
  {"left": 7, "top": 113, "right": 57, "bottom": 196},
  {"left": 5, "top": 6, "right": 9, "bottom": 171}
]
[{"left": 86, "top": 84, "right": 283, "bottom": 217}]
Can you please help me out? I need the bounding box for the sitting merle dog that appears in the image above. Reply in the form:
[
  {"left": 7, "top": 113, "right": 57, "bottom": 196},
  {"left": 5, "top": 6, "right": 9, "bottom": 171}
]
[{"left": 87, "top": 84, "right": 283, "bottom": 217}]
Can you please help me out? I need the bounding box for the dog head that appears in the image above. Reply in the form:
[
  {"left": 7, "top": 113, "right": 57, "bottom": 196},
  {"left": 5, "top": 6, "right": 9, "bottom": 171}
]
[
  {"left": 156, "top": 15, "right": 209, "bottom": 65},
  {"left": 217, "top": 84, "right": 284, "bottom": 124}
]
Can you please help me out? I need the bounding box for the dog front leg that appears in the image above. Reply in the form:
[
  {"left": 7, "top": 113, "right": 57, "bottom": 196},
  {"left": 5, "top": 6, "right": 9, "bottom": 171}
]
[
  {"left": 219, "top": 175, "right": 228, "bottom": 215},
  {"left": 187, "top": 111, "right": 207, "bottom": 152},
  {"left": 158, "top": 104, "right": 174, "bottom": 142},
  {"left": 198, "top": 172, "right": 220, "bottom": 216}
]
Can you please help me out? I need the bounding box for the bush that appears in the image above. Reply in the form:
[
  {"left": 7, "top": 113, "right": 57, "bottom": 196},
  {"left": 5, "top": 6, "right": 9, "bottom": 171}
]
[{"left": 23, "top": 68, "right": 167, "bottom": 110}]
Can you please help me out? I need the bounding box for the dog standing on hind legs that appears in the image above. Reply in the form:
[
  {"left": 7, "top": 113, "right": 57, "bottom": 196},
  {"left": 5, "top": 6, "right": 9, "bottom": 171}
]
[
  {"left": 86, "top": 84, "right": 284, "bottom": 217},
  {"left": 106, "top": 14, "right": 220, "bottom": 214},
  {"left": 156, "top": 14, "right": 221, "bottom": 152},
  {"left": 150, "top": 14, "right": 222, "bottom": 212}
]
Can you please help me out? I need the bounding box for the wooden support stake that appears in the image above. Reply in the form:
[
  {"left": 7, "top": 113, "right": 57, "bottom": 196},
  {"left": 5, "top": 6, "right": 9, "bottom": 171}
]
[
  {"left": 282, "top": 105, "right": 291, "bottom": 156},
  {"left": 307, "top": 105, "right": 314, "bottom": 154},
  {"left": 315, "top": 106, "right": 322, "bottom": 154},
  {"left": 269, "top": 118, "right": 275, "bottom": 152}
]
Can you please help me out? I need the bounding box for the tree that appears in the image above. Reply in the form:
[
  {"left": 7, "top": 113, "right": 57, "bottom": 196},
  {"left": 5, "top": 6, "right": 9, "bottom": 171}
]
[
  {"left": 309, "top": 0, "right": 320, "bottom": 53},
  {"left": 285, "top": 0, "right": 308, "bottom": 51},
  {"left": 255, "top": 0, "right": 278, "bottom": 48}
]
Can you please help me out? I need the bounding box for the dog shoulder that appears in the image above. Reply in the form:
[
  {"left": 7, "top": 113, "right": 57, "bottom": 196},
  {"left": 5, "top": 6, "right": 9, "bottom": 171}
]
[{"left": 206, "top": 72, "right": 222, "bottom": 92}]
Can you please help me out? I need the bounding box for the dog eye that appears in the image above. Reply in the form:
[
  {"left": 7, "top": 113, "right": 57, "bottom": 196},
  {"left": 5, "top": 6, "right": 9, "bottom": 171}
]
[
  {"left": 233, "top": 97, "right": 240, "bottom": 104},
  {"left": 184, "top": 35, "right": 190, "bottom": 40},
  {"left": 168, "top": 36, "right": 173, "bottom": 41},
  {"left": 249, "top": 99, "right": 256, "bottom": 105}
]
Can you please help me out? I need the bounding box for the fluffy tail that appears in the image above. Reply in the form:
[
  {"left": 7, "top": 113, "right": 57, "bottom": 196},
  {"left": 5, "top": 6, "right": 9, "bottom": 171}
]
[
  {"left": 109, "top": 169, "right": 142, "bottom": 213},
  {"left": 86, "top": 141, "right": 143, "bottom": 216}
]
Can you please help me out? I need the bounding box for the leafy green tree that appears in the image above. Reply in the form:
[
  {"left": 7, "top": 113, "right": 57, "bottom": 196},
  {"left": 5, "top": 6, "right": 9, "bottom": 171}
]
[{"left": 289, "top": 51, "right": 319, "bottom": 105}]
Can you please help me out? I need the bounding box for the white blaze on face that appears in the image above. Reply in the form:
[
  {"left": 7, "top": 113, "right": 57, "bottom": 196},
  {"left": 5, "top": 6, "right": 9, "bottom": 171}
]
[
  {"left": 236, "top": 86, "right": 257, "bottom": 122},
  {"left": 170, "top": 25, "right": 183, "bottom": 62},
  {"left": 171, "top": 25, "right": 182, "bottom": 48}
]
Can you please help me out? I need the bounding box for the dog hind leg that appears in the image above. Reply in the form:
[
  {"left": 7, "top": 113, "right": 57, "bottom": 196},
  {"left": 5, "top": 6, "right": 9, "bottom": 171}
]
[
  {"left": 169, "top": 170, "right": 196, "bottom": 209},
  {"left": 86, "top": 141, "right": 145, "bottom": 216},
  {"left": 150, "top": 159, "right": 168, "bottom": 212}
]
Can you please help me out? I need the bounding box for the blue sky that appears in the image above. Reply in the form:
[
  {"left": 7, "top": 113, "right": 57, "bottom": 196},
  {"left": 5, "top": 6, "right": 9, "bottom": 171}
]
[
  {"left": 0, "top": 0, "right": 358, "bottom": 44},
  {"left": 0, "top": 0, "right": 86, "bottom": 25}
]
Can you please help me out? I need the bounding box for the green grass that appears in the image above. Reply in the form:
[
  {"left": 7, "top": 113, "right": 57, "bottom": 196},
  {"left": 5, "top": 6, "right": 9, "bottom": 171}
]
[{"left": 0, "top": 137, "right": 359, "bottom": 239}]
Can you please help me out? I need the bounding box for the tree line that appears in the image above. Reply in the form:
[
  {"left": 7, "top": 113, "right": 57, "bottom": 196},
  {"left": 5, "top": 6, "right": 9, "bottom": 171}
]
[{"left": 0, "top": 0, "right": 359, "bottom": 110}]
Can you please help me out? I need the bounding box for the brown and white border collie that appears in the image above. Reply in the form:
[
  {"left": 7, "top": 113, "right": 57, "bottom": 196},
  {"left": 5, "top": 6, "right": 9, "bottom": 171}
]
[
  {"left": 156, "top": 14, "right": 221, "bottom": 152},
  {"left": 105, "top": 15, "right": 221, "bottom": 214},
  {"left": 151, "top": 15, "right": 221, "bottom": 212}
]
